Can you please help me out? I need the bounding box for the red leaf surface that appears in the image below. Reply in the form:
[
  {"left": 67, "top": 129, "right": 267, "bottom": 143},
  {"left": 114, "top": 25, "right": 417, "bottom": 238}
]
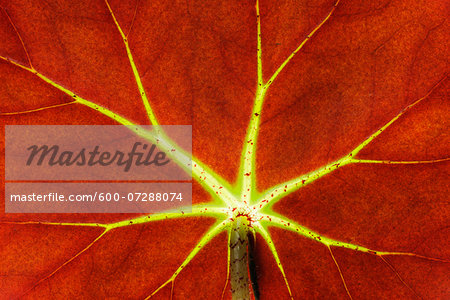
[{"left": 0, "top": 0, "right": 448, "bottom": 299}]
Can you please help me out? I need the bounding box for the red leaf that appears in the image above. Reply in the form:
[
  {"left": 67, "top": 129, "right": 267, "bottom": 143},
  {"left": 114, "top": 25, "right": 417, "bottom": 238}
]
[{"left": 1, "top": 0, "right": 448, "bottom": 299}]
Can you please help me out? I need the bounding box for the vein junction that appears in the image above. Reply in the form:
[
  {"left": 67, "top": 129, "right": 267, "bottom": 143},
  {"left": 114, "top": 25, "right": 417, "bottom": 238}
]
[{"left": 0, "top": 1, "right": 448, "bottom": 299}]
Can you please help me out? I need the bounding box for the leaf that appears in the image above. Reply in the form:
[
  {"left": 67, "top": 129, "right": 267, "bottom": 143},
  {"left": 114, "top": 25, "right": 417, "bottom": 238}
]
[{"left": 0, "top": 0, "right": 448, "bottom": 299}]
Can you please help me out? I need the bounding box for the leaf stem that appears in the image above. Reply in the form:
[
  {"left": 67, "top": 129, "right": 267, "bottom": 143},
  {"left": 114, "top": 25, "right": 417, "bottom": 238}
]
[{"left": 229, "top": 216, "right": 251, "bottom": 300}]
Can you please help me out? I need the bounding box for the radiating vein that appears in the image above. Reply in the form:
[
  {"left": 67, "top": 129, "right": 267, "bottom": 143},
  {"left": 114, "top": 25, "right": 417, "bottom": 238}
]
[
  {"left": 104, "top": 0, "right": 158, "bottom": 125},
  {"left": 238, "top": 0, "right": 340, "bottom": 202},
  {"left": 260, "top": 213, "right": 450, "bottom": 263},
  {"left": 328, "top": 246, "right": 353, "bottom": 300},
  {"left": 265, "top": 0, "right": 340, "bottom": 90},
  {"left": 0, "top": 55, "right": 135, "bottom": 125},
  {"left": 254, "top": 156, "right": 352, "bottom": 210},
  {"left": 145, "top": 220, "right": 228, "bottom": 299},
  {"left": 237, "top": 0, "right": 267, "bottom": 201},
  {"left": 105, "top": 0, "right": 241, "bottom": 207},
  {"left": 103, "top": 0, "right": 238, "bottom": 206},
  {"left": 256, "top": 0, "right": 263, "bottom": 87},
  {"left": 351, "top": 158, "right": 450, "bottom": 165},
  {"left": 256, "top": 76, "right": 447, "bottom": 209},
  {"left": 108, "top": 206, "right": 227, "bottom": 229},
  {"left": 0, "top": 205, "right": 228, "bottom": 229},
  {"left": 349, "top": 76, "right": 447, "bottom": 157},
  {"left": 254, "top": 223, "right": 293, "bottom": 300},
  {"left": 2, "top": 5, "right": 237, "bottom": 207},
  {"left": 0, "top": 220, "right": 107, "bottom": 227},
  {"left": 0, "top": 55, "right": 236, "bottom": 206}
]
